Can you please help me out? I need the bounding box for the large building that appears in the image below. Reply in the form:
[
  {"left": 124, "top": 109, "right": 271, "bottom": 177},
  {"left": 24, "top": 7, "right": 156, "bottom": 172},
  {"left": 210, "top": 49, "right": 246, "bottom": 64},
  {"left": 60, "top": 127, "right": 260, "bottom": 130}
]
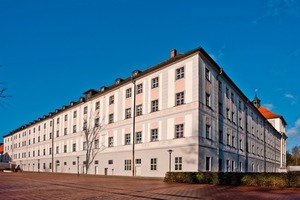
[{"left": 3, "top": 47, "right": 287, "bottom": 177}]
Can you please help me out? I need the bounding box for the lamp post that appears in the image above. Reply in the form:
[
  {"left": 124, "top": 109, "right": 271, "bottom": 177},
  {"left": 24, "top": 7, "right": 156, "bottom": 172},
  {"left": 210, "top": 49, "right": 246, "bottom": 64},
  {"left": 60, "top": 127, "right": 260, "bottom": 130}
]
[
  {"left": 38, "top": 159, "right": 40, "bottom": 173},
  {"left": 167, "top": 149, "right": 173, "bottom": 172},
  {"left": 20, "top": 160, "right": 22, "bottom": 172},
  {"left": 77, "top": 156, "right": 79, "bottom": 176}
]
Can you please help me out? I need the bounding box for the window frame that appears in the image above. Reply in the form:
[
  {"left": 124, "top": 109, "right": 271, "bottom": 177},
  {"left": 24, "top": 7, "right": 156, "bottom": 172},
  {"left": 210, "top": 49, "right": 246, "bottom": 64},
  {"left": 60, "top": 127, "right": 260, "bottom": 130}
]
[
  {"left": 151, "top": 77, "right": 159, "bottom": 88},
  {"left": 176, "top": 67, "right": 185, "bottom": 80},
  {"left": 175, "top": 92, "right": 185, "bottom": 106},
  {"left": 175, "top": 124, "right": 184, "bottom": 138}
]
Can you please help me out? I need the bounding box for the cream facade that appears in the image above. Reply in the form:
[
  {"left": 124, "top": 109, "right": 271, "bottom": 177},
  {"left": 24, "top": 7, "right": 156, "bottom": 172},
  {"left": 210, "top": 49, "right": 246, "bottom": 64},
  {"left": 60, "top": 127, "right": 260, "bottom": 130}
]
[{"left": 3, "top": 47, "right": 287, "bottom": 177}]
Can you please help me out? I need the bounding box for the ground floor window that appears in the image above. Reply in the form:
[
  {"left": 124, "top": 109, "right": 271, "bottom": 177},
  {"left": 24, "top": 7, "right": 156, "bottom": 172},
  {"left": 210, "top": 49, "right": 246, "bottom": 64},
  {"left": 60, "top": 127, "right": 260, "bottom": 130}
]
[
  {"left": 239, "top": 162, "right": 243, "bottom": 172},
  {"left": 205, "top": 157, "right": 211, "bottom": 171},
  {"left": 231, "top": 160, "right": 235, "bottom": 172},
  {"left": 150, "top": 158, "right": 157, "bottom": 170},
  {"left": 124, "top": 160, "right": 131, "bottom": 171},
  {"left": 175, "top": 157, "right": 182, "bottom": 170}
]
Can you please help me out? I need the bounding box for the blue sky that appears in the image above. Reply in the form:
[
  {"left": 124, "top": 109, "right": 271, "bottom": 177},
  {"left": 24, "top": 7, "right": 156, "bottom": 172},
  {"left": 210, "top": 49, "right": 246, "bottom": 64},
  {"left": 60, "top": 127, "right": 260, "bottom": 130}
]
[{"left": 0, "top": 0, "right": 299, "bottom": 151}]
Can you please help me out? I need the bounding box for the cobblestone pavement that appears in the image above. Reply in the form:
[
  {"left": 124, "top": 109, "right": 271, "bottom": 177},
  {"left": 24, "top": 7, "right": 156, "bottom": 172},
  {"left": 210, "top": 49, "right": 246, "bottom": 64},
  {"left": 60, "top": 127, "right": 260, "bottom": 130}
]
[{"left": 0, "top": 172, "right": 300, "bottom": 200}]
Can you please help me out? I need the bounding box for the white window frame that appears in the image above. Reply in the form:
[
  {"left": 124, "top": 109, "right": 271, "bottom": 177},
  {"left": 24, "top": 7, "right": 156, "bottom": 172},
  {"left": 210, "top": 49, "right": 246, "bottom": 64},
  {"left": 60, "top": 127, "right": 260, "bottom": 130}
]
[
  {"left": 175, "top": 124, "right": 184, "bottom": 138},
  {"left": 176, "top": 67, "right": 185, "bottom": 80},
  {"left": 151, "top": 77, "right": 159, "bottom": 88},
  {"left": 175, "top": 92, "right": 184, "bottom": 106}
]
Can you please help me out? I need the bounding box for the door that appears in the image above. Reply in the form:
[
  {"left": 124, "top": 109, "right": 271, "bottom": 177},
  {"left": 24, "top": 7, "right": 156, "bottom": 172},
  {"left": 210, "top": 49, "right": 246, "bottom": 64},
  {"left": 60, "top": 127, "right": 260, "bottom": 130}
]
[
  {"left": 104, "top": 168, "right": 108, "bottom": 175},
  {"left": 135, "top": 166, "right": 141, "bottom": 176},
  {"left": 95, "top": 166, "right": 99, "bottom": 175}
]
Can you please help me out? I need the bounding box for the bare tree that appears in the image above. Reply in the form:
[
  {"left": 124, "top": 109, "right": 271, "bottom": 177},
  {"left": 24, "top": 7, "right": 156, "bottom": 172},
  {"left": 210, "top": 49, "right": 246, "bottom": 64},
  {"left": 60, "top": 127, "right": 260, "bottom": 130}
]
[
  {"left": 82, "top": 109, "right": 106, "bottom": 174},
  {"left": 292, "top": 146, "right": 300, "bottom": 165}
]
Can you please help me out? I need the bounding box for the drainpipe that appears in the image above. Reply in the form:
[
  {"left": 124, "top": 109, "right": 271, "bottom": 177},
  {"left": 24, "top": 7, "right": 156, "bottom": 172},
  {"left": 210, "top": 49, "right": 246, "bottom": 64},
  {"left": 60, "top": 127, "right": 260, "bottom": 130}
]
[
  {"left": 51, "top": 118, "right": 54, "bottom": 173},
  {"left": 131, "top": 75, "right": 137, "bottom": 176}
]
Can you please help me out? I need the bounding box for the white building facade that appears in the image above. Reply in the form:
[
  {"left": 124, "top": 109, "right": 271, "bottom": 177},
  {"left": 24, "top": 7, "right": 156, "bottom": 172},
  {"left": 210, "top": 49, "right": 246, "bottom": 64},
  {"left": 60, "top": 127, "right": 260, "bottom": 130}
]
[{"left": 3, "top": 47, "right": 287, "bottom": 177}]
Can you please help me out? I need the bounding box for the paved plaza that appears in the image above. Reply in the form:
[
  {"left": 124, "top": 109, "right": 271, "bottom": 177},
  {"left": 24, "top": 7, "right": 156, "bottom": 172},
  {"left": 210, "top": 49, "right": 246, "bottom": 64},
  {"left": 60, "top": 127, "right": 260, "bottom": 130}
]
[{"left": 0, "top": 172, "right": 300, "bottom": 200}]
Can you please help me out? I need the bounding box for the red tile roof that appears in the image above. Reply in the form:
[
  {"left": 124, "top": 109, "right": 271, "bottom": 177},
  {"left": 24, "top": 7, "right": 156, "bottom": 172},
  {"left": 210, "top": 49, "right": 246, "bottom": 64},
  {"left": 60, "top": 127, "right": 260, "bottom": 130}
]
[
  {"left": 258, "top": 106, "right": 281, "bottom": 118},
  {"left": 258, "top": 106, "right": 287, "bottom": 125}
]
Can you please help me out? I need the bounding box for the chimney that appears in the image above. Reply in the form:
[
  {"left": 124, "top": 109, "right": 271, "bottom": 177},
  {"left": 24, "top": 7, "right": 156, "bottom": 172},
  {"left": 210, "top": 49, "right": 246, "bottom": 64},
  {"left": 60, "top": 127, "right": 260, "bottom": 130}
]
[{"left": 170, "top": 49, "right": 177, "bottom": 58}]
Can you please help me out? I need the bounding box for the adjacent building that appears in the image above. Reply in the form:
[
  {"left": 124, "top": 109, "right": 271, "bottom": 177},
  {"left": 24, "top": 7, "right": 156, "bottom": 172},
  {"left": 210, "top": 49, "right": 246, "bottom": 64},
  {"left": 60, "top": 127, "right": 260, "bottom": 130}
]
[{"left": 3, "top": 47, "right": 287, "bottom": 177}]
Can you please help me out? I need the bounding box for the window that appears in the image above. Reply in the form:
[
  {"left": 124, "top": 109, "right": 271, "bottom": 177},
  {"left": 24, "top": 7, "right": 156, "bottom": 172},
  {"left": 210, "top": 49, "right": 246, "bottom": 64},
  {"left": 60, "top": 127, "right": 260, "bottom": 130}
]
[
  {"left": 206, "top": 124, "right": 211, "bottom": 139},
  {"left": 231, "top": 160, "right": 235, "bottom": 172},
  {"left": 151, "top": 129, "right": 158, "bottom": 142},
  {"left": 175, "top": 124, "right": 184, "bottom": 138},
  {"left": 126, "top": 88, "right": 132, "bottom": 98},
  {"left": 205, "top": 68, "right": 210, "bottom": 80},
  {"left": 83, "top": 141, "right": 87, "bottom": 150},
  {"left": 49, "top": 148, "right": 52, "bottom": 155},
  {"left": 176, "top": 92, "right": 184, "bottom": 106},
  {"left": 64, "top": 128, "right": 67, "bottom": 135},
  {"left": 108, "top": 160, "right": 113, "bottom": 164},
  {"left": 176, "top": 67, "right": 184, "bottom": 80},
  {"left": 240, "top": 139, "right": 243, "bottom": 151},
  {"left": 136, "top": 159, "right": 141, "bottom": 164},
  {"left": 109, "top": 114, "right": 114, "bottom": 124},
  {"left": 108, "top": 137, "right": 113, "bottom": 147},
  {"left": 205, "top": 93, "right": 211, "bottom": 107},
  {"left": 43, "top": 149, "right": 46, "bottom": 156},
  {"left": 218, "top": 80, "right": 222, "bottom": 92},
  {"left": 84, "top": 106, "right": 88, "bottom": 114},
  {"left": 206, "top": 157, "right": 211, "bottom": 171},
  {"left": 226, "top": 87, "right": 229, "bottom": 98},
  {"left": 239, "top": 162, "right": 243, "bottom": 172},
  {"left": 64, "top": 145, "right": 67, "bottom": 153},
  {"left": 73, "top": 161, "right": 76, "bottom": 165},
  {"left": 136, "top": 132, "right": 142, "bottom": 143},
  {"left": 73, "top": 111, "right": 77, "bottom": 118},
  {"left": 64, "top": 162, "right": 67, "bottom": 166},
  {"left": 226, "top": 160, "right": 230, "bottom": 172},
  {"left": 83, "top": 122, "right": 87, "bottom": 130},
  {"left": 73, "top": 143, "right": 76, "bottom": 152},
  {"left": 95, "top": 139, "right": 99, "bottom": 149},
  {"left": 175, "top": 157, "right": 182, "bottom": 170},
  {"left": 137, "top": 83, "right": 143, "bottom": 94},
  {"left": 95, "top": 160, "right": 99, "bottom": 165},
  {"left": 152, "top": 77, "right": 159, "bottom": 88},
  {"left": 109, "top": 95, "right": 114, "bottom": 104},
  {"left": 124, "top": 160, "right": 131, "bottom": 170},
  {"left": 231, "top": 92, "right": 234, "bottom": 103},
  {"left": 95, "top": 101, "right": 100, "bottom": 110},
  {"left": 227, "top": 134, "right": 230, "bottom": 146},
  {"left": 150, "top": 158, "right": 157, "bottom": 170},
  {"left": 125, "top": 133, "right": 131, "bottom": 145},
  {"left": 232, "top": 136, "right": 235, "bottom": 148},
  {"left": 64, "top": 114, "right": 68, "bottom": 121},
  {"left": 50, "top": 121, "right": 53, "bottom": 127},
  {"left": 151, "top": 100, "right": 159, "bottom": 112},
  {"left": 73, "top": 125, "right": 77, "bottom": 133},
  {"left": 95, "top": 118, "right": 99, "bottom": 127},
  {"left": 125, "top": 108, "right": 131, "bottom": 119},
  {"left": 56, "top": 130, "right": 59, "bottom": 138},
  {"left": 136, "top": 104, "right": 142, "bottom": 116},
  {"left": 44, "top": 123, "right": 46, "bottom": 129},
  {"left": 56, "top": 146, "right": 59, "bottom": 154},
  {"left": 57, "top": 118, "right": 60, "bottom": 124}
]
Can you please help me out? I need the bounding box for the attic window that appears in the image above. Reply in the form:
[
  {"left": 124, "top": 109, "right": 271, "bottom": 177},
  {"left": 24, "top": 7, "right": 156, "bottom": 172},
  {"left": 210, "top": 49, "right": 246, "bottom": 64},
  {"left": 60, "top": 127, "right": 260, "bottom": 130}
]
[
  {"left": 115, "top": 78, "right": 123, "bottom": 85},
  {"left": 100, "top": 86, "right": 107, "bottom": 92}
]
